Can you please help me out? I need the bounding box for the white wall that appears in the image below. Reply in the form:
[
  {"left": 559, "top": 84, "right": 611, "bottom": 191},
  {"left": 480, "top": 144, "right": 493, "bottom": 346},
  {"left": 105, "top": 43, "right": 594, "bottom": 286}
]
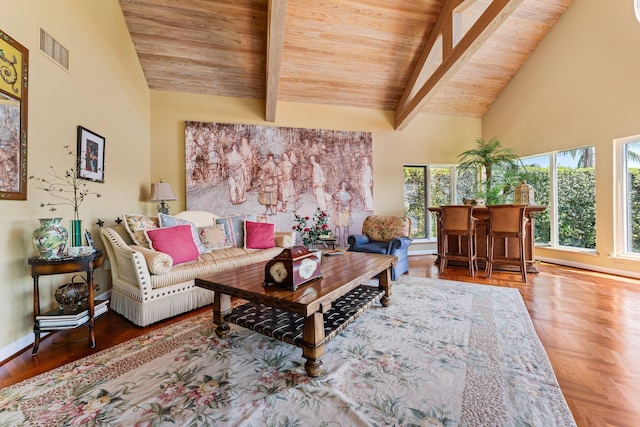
[
  {"left": 483, "top": 0, "right": 640, "bottom": 276},
  {"left": 0, "top": 0, "right": 151, "bottom": 358}
]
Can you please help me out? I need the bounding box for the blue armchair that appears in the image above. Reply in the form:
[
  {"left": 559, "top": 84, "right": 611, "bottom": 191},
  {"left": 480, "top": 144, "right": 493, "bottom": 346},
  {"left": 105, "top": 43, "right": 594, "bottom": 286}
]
[{"left": 348, "top": 215, "right": 412, "bottom": 280}]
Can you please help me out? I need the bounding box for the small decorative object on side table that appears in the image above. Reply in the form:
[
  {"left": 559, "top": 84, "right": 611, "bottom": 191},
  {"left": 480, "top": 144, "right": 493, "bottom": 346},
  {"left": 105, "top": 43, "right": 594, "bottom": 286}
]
[
  {"left": 317, "top": 234, "right": 337, "bottom": 250},
  {"left": 27, "top": 249, "right": 106, "bottom": 355}
]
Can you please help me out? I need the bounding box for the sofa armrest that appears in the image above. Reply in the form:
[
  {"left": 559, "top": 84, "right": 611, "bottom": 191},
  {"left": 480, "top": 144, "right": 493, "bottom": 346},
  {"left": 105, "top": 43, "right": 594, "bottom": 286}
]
[
  {"left": 389, "top": 236, "right": 412, "bottom": 250},
  {"left": 100, "top": 227, "right": 155, "bottom": 300},
  {"left": 275, "top": 231, "right": 295, "bottom": 248},
  {"left": 348, "top": 234, "right": 370, "bottom": 249},
  {"left": 129, "top": 245, "right": 173, "bottom": 275}
]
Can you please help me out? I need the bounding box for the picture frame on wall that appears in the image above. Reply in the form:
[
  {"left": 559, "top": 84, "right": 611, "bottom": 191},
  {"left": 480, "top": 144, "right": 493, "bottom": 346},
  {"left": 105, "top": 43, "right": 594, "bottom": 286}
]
[
  {"left": 0, "top": 29, "right": 29, "bottom": 200},
  {"left": 77, "top": 126, "right": 105, "bottom": 183}
]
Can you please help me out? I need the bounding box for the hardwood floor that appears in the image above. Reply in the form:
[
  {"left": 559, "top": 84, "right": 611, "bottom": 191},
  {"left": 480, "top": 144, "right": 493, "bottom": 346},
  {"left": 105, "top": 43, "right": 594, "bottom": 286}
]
[{"left": 1, "top": 255, "right": 639, "bottom": 426}]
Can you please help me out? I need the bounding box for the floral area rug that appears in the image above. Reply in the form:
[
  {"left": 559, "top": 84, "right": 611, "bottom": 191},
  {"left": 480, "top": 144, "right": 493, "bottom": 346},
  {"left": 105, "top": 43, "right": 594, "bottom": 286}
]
[{"left": 0, "top": 276, "right": 575, "bottom": 426}]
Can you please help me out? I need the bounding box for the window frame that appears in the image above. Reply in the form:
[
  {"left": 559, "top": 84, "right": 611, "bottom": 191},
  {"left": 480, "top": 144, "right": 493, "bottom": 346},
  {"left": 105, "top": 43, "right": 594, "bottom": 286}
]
[
  {"left": 615, "top": 134, "right": 640, "bottom": 258},
  {"left": 520, "top": 145, "right": 596, "bottom": 252},
  {"left": 406, "top": 144, "right": 597, "bottom": 252},
  {"left": 403, "top": 164, "right": 474, "bottom": 241}
]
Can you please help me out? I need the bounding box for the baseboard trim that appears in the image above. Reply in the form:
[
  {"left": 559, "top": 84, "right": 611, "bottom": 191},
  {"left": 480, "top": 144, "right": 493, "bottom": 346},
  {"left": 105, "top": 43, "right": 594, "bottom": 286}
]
[
  {"left": 535, "top": 256, "right": 640, "bottom": 280},
  {"left": 408, "top": 249, "right": 437, "bottom": 256},
  {"left": 408, "top": 251, "right": 640, "bottom": 280}
]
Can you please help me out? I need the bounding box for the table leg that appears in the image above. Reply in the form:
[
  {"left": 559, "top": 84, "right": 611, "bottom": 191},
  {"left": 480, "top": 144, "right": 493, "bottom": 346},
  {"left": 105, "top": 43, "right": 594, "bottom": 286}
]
[
  {"left": 32, "top": 329, "right": 41, "bottom": 355},
  {"left": 302, "top": 312, "right": 325, "bottom": 377},
  {"left": 213, "top": 292, "right": 232, "bottom": 338},
  {"left": 32, "top": 276, "right": 40, "bottom": 355},
  {"left": 87, "top": 269, "right": 96, "bottom": 348},
  {"left": 379, "top": 267, "right": 392, "bottom": 307}
]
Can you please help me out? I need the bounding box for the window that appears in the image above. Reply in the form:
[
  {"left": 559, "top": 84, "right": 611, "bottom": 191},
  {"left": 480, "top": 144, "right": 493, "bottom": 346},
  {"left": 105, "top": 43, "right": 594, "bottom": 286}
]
[
  {"left": 521, "top": 146, "right": 596, "bottom": 250},
  {"left": 520, "top": 155, "right": 550, "bottom": 244},
  {"left": 456, "top": 167, "right": 478, "bottom": 204},
  {"left": 556, "top": 147, "right": 596, "bottom": 249},
  {"left": 404, "top": 166, "right": 427, "bottom": 239},
  {"left": 406, "top": 146, "right": 595, "bottom": 251},
  {"left": 403, "top": 165, "right": 477, "bottom": 239},
  {"left": 617, "top": 135, "right": 640, "bottom": 255},
  {"left": 430, "top": 166, "right": 456, "bottom": 238}
]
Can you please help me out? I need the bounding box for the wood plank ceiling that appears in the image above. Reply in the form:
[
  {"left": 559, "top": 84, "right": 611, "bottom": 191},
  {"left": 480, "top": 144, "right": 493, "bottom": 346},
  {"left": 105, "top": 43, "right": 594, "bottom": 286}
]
[{"left": 118, "top": 0, "right": 572, "bottom": 129}]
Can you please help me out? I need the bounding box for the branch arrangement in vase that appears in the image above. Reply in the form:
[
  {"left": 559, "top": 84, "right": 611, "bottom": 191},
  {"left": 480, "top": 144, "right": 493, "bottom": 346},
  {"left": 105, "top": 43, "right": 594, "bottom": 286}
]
[{"left": 29, "top": 145, "right": 102, "bottom": 220}]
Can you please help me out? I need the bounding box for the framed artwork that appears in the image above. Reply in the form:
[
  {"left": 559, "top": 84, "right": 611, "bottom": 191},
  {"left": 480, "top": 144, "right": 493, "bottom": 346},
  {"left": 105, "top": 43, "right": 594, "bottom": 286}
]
[
  {"left": 77, "top": 126, "right": 105, "bottom": 183},
  {"left": 0, "top": 29, "right": 29, "bottom": 200},
  {"left": 185, "top": 121, "right": 373, "bottom": 248}
]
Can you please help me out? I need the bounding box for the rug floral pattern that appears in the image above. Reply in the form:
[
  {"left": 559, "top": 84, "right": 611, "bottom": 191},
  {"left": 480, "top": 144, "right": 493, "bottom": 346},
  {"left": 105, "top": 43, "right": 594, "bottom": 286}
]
[{"left": 0, "top": 277, "right": 576, "bottom": 426}]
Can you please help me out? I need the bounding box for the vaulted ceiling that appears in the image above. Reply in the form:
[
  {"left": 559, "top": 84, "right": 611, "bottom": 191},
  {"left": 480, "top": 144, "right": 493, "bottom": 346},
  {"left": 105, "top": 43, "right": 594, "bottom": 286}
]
[{"left": 118, "top": 0, "right": 572, "bottom": 129}]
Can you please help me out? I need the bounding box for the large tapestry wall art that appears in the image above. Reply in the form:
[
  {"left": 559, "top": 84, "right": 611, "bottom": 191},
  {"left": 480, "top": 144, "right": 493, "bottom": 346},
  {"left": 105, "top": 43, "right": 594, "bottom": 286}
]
[{"left": 185, "top": 122, "right": 373, "bottom": 246}]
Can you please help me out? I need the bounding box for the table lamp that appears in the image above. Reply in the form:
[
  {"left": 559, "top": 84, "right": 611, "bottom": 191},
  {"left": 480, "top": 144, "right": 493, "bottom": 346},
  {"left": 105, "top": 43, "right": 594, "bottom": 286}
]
[{"left": 150, "top": 181, "right": 177, "bottom": 214}]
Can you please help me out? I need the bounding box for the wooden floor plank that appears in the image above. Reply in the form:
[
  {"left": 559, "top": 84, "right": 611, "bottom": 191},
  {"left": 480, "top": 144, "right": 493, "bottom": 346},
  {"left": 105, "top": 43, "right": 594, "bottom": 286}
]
[{"left": 1, "top": 256, "right": 639, "bottom": 426}]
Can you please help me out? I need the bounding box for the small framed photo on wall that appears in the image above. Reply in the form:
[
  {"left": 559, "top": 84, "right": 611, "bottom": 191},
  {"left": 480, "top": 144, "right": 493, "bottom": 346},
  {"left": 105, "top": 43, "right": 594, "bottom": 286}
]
[{"left": 77, "top": 126, "right": 105, "bottom": 183}]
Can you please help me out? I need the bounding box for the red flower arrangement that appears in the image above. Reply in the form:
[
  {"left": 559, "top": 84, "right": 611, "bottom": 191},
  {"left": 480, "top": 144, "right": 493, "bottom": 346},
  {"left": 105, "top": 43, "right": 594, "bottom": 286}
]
[{"left": 293, "top": 207, "right": 330, "bottom": 247}]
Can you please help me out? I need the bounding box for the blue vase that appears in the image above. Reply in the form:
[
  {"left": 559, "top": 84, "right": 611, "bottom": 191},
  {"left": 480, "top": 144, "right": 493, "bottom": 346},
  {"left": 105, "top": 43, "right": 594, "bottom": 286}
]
[{"left": 32, "top": 218, "right": 68, "bottom": 259}]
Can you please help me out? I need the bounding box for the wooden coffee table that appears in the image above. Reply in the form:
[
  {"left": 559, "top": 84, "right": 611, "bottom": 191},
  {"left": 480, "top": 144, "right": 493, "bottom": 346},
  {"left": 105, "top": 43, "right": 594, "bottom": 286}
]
[{"left": 195, "top": 251, "right": 396, "bottom": 377}]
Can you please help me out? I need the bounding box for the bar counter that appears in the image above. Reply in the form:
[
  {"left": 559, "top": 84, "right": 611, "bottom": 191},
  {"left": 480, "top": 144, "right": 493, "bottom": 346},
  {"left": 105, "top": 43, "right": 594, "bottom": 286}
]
[{"left": 428, "top": 205, "right": 547, "bottom": 273}]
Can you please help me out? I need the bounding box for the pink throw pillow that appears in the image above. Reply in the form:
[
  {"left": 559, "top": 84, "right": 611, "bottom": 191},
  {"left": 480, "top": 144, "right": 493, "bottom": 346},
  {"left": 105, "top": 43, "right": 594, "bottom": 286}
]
[
  {"left": 245, "top": 220, "right": 275, "bottom": 249},
  {"left": 145, "top": 224, "right": 200, "bottom": 265}
]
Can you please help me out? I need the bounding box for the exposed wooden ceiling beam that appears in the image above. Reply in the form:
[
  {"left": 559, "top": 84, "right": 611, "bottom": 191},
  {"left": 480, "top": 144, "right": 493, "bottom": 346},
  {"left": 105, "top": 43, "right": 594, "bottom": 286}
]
[
  {"left": 395, "top": 0, "right": 525, "bottom": 130},
  {"left": 265, "top": 0, "right": 288, "bottom": 122},
  {"left": 120, "top": 0, "right": 572, "bottom": 120},
  {"left": 396, "top": 0, "right": 463, "bottom": 116}
]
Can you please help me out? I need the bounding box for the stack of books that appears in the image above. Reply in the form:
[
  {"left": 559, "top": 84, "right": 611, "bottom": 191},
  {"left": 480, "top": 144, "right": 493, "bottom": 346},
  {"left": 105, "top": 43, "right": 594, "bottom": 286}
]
[{"left": 37, "top": 299, "right": 109, "bottom": 329}]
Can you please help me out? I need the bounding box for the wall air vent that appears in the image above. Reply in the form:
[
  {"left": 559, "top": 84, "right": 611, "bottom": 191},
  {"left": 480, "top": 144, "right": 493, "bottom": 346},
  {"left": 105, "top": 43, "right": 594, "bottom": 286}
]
[{"left": 39, "top": 28, "right": 69, "bottom": 70}]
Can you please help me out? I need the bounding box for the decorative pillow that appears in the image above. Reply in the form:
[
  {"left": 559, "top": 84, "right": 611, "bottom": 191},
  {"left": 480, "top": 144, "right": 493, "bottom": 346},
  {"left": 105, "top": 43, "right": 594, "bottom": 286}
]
[
  {"left": 131, "top": 245, "right": 173, "bottom": 275},
  {"left": 123, "top": 214, "right": 160, "bottom": 248},
  {"left": 362, "top": 216, "right": 411, "bottom": 242},
  {"left": 215, "top": 214, "right": 256, "bottom": 247},
  {"left": 275, "top": 233, "right": 294, "bottom": 248},
  {"left": 145, "top": 225, "right": 200, "bottom": 265},
  {"left": 244, "top": 220, "right": 275, "bottom": 249},
  {"left": 198, "top": 224, "right": 232, "bottom": 251},
  {"left": 158, "top": 212, "right": 207, "bottom": 254}
]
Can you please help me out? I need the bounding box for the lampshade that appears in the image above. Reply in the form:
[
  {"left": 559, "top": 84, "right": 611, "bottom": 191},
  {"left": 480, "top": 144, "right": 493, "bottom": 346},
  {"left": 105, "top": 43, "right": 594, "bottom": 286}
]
[{"left": 150, "top": 182, "right": 177, "bottom": 202}]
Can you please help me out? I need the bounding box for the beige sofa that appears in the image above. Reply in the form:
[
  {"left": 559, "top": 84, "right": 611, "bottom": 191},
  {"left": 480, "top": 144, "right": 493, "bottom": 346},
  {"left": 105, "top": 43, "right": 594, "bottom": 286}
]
[{"left": 100, "top": 211, "right": 294, "bottom": 326}]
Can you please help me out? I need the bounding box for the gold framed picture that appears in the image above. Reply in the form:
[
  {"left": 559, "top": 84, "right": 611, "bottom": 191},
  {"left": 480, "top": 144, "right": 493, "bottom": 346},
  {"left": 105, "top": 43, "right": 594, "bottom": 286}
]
[{"left": 0, "top": 29, "right": 29, "bottom": 200}]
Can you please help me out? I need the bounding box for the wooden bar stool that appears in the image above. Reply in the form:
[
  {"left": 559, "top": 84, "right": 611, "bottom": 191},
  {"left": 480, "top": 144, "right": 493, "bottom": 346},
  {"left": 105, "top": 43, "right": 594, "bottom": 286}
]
[
  {"left": 439, "top": 205, "right": 478, "bottom": 277},
  {"left": 485, "top": 204, "right": 528, "bottom": 282}
]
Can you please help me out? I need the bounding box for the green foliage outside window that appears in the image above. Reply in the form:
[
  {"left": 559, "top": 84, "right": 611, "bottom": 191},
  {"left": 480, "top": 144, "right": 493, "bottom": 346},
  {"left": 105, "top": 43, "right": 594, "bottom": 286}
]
[
  {"left": 403, "top": 166, "right": 426, "bottom": 239},
  {"left": 430, "top": 168, "right": 451, "bottom": 238},
  {"left": 557, "top": 167, "right": 596, "bottom": 248},
  {"left": 520, "top": 167, "right": 550, "bottom": 244},
  {"left": 522, "top": 166, "right": 596, "bottom": 249},
  {"left": 628, "top": 169, "right": 640, "bottom": 252},
  {"left": 403, "top": 166, "right": 477, "bottom": 239},
  {"left": 405, "top": 164, "right": 602, "bottom": 250}
]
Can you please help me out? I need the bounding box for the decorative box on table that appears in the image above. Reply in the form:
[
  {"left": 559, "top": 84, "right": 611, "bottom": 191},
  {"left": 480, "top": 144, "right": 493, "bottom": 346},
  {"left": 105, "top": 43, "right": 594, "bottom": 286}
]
[{"left": 264, "top": 246, "right": 322, "bottom": 290}]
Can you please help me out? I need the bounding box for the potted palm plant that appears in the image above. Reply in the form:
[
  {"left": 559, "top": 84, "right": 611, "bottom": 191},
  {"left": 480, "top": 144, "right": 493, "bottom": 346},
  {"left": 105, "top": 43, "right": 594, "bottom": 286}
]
[{"left": 457, "top": 137, "right": 522, "bottom": 205}]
